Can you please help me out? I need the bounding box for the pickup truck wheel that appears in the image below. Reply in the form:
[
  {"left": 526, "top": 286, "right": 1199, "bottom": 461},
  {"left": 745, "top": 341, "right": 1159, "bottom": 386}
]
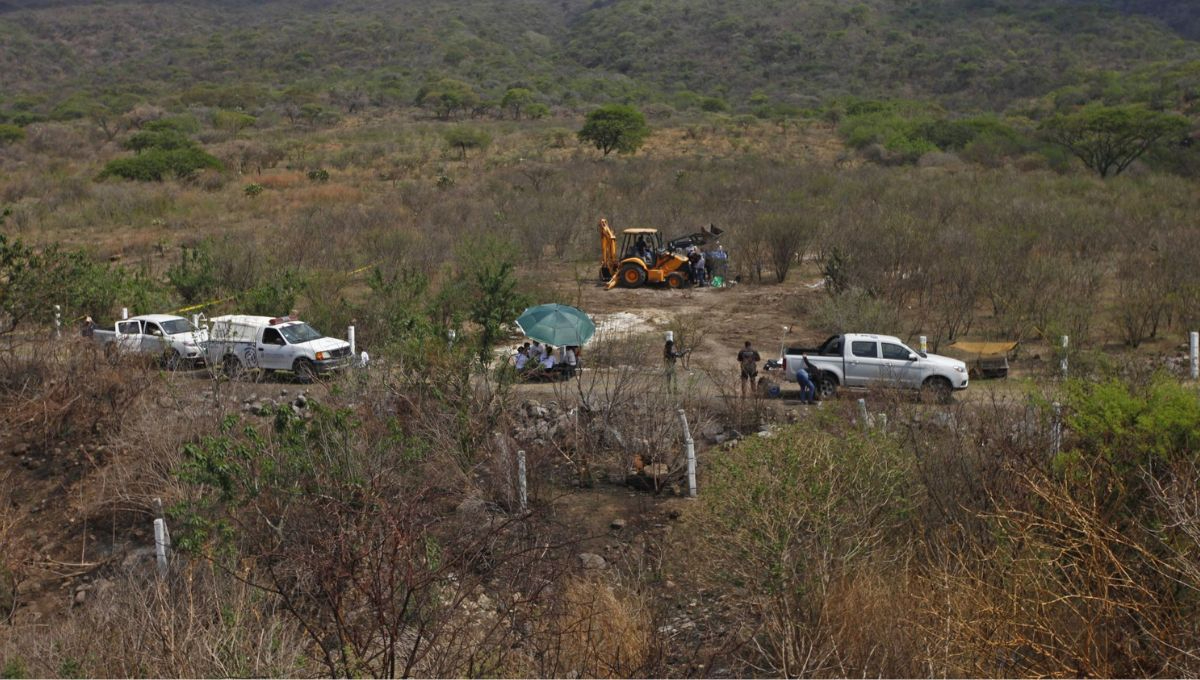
[
  {"left": 293, "top": 358, "right": 317, "bottom": 384},
  {"left": 817, "top": 373, "right": 838, "bottom": 399},
  {"left": 222, "top": 355, "right": 243, "bottom": 380},
  {"left": 922, "top": 376, "right": 953, "bottom": 405},
  {"left": 162, "top": 350, "right": 183, "bottom": 372},
  {"left": 616, "top": 264, "right": 647, "bottom": 289}
]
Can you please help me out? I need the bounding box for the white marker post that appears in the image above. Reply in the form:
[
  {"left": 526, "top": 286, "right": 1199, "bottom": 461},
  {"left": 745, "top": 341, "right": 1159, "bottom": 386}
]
[
  {"left": 348, "top": 325, "right": 356, "bottom": 355},
  {"left": 857, "top": 398, "right": 870, "bottom": 430},
  {"left": 517, "top": 449, "right": 527, "bottom": 514},
  {"left": 1060, "top": 335, "right": 1069, "bottom": 379},
  {"left": 153, "top": 518, "right": 170, "bottom": 577},
  {"left": 121, "top": 307, "right": 129, "bottom": 320},
  {"left": 919, "top": 335, "right": 928, "bottom": 354},
  {"left": 1051, "top": 402, "right": 1063, "bottom": 457},
  {"left": 677, "top": 409, "right": 696, "bottom": 498},
  {"left": 1190, "top": 331, "right": 1198, "bottom": 381},
  {"left": 53, "top": 305, "right": 61, "bottom": 339}
]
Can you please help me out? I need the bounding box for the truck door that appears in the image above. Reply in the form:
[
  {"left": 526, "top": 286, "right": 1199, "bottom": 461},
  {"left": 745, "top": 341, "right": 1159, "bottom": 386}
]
[
  {"left": 257, "top": 327, "right": 291, "bottom": 370},
  {"left": 116, "top": 320, "right": 142, "bottom": 352},
  {"left": 879, "top": 341, "right": 920, "bottom": 388},
  {"left": 141, "top": 321, "right": 168, "bottom": 354},
  {"left": 845, "top": 339, "right": 881, "bottom": 387}
]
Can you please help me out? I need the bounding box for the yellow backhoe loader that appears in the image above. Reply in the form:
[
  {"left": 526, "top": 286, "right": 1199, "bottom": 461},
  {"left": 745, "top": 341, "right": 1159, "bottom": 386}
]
[{"left": 597, "top": 218, "right": 723, "bottom": 290}]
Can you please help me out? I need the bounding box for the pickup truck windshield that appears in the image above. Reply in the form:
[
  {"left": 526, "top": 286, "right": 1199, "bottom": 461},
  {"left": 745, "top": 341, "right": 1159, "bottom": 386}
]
[
  {"left": 280, "top": 323, "right": 322, "bottom": 344},
  {"left": 160, "top": 319, "right": 196, "bottom": 335}
]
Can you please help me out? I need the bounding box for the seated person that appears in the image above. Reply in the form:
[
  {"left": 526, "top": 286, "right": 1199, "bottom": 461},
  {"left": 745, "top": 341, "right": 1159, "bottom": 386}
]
[{"left": 514, "top": 346, "right": 530, "bottom": 371}]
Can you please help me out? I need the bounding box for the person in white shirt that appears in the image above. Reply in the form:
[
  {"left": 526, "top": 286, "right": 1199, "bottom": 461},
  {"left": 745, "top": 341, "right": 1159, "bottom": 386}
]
[
  {"left": 514, "top": 347, "right": 529, "bottom": 371},
  {"left": 564, "top": 346, "right": 577, "bottom": 367},
  {"left": 540, "top": 349, "right": 556, "bottom": 370}
]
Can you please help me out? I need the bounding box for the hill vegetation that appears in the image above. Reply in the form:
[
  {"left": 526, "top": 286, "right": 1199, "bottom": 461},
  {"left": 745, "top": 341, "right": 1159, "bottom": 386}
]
[{"left": 1, "top": 0, "right": 1198, "bottom": 122}]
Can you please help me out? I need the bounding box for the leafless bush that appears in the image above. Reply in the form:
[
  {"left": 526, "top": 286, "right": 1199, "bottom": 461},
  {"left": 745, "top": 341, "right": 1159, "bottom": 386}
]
[{"left": 0, "top": 564, "right": 308, "bottom": 677}]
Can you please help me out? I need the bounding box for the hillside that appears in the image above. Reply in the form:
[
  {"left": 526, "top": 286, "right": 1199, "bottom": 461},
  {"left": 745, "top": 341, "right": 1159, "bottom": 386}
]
[{"left": 1, "top": 0, "right": 1197, "bottom": 116}]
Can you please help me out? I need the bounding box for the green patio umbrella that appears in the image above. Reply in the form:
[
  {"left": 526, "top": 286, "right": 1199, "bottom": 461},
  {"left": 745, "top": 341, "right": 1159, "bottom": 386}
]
[{"left": 515, "top": 303, "right": 596, "bottom": 346}]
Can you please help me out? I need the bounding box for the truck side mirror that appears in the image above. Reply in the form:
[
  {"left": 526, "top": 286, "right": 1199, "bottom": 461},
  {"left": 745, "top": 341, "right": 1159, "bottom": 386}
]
[{"left": 908, "top": 353, "right": 918, "bottom": 361}]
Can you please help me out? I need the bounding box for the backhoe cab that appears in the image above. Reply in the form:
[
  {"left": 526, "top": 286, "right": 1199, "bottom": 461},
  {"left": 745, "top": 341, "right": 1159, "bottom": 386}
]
[{"left": 597, "top": 218, "right": 724, "bottom": 290}]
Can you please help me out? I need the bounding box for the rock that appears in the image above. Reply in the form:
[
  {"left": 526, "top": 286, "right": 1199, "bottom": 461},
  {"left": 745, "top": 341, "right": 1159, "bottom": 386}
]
[
  {"left": 73, "top": 589, "right": 87, "bottom": 605},
  {"left": 712, "top": 433, "right": 727, "bottom": 444},
  {"left": 294, "top": 395, "right": 308, "bottom": 409},
  {"left": 642, "top": 463, "right": 669, "bottom": 478},
  {"left": 531, "top": 405, "right": 549, "bottom": 419},
  {"left": 577, "top": 553, "right": 607, "bottom": 570},
  {"left": 279, "top": 390, "right": 289, "bottom": 398},
  {"left": 12, "top": 442, "right": 29, "bottom": 456},
  {"left": 610, "top": 519, "right": 626, "bottom": 530},
  {"left": 456, "top": 496, "right": 489, "bottom": 521},
  {"left": 603, "top": 427, "right": 626, "bottom": 448}
]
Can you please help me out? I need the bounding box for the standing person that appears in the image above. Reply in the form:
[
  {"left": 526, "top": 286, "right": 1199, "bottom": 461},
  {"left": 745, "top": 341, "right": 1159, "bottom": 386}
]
[
  {"left": 737, "top": 340, "right": 761, "bottom": 398},
  {"left": 80, "top": 316, "right": 96, "bottom": 338},
  {"left": 664, "top": 339, "right": 685, "bottom": 393},
  {"left": 712, "top": 245, "right": 729, "bottom": 279},
  {"left": 795, "top": 353, "right": 819, "bottom": 404},
  {"left": 693, "top": 250, "right": 708, "bottom": 287}
]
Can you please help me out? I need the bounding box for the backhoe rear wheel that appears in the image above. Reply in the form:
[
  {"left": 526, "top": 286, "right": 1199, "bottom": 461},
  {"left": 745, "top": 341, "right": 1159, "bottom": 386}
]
[
  {"left": 665, "top": 272, "right": 687, "bottom": 289},
  {"left": 617, "top": 264, "right": 647, "bottom": 289}
]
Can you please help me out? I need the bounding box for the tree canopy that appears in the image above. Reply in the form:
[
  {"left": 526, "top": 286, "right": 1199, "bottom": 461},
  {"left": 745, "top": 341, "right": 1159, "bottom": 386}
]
[
  {"left": 577, "top": 104, "right": 650, "bottom": 156},
  {"left": 1042, "top": 104, "right": 1191, "bottom": 178}
]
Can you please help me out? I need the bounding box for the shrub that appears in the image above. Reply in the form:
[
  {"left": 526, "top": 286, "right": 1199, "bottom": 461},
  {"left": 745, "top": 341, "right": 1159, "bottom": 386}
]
[
  {"left": 305, "top": 168, "right": 330, "bottom": 183},
  {"left": 0, "top": 124, "right": 24, "bottom": 146},
  {"left": 684, "top": 423, "right": 918, "bottom": 676},
  {"left": 243, "top": 182, "right": 264, "bottom": 196},
  {"left": 808, "top": 288, "right": 902, "bottom": 335},
  {"left": 97, "top": 148, "right": 223, "bottom": 181}
]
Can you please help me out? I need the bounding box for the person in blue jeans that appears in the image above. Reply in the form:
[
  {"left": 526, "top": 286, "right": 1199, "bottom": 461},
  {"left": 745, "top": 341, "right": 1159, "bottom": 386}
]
[{"left": 795, "top": 354, "right": 820, "bottom": 404}]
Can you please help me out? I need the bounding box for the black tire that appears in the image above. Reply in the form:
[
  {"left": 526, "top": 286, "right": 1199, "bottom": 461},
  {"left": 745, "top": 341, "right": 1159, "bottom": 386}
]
[
  {"left": 293, "top": 358, "right": 318, "bottom": 384},
  {"left": 222, "top": 355, "right": 243, "bottom": 380},
  {"left": 600, "top": 266, "right": 612, "bottom": 281},
  {"left": 817, "top": 372, "right": 838, "bottom": 399},
  {"left": 616, "top": 263, "right": 647, "bottom": 289},
  {"left": 922, "top": 376, "right": 953, "bottom": 404},
  {"left": 665, "top": 272, "right": 687, "bottom": 289},
  {"left": 162, "top": 350, "right": 183, "bottom": 372}
]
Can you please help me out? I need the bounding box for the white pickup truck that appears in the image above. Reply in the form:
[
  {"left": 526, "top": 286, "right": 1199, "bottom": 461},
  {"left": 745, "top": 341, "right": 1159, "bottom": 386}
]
[
  {"left": 781, "top": 333, "right": 969, "bottom": 402},
  {"left": 205, "top": 314, "right": 352, "bottom": 381},
  {"left": 93, "top": 314, "right": 208, "bottom": 369}
]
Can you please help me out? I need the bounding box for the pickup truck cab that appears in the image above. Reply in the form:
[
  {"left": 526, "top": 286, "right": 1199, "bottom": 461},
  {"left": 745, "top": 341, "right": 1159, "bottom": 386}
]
[
  {"left": 93, "top": 314, "right": 208, "bottom": 368},
  {"left": 205, "top": 314, "right": 352, "bottom": 381},
  {"left": 782, "top": 333, "right": 968, "bottom": 402}
]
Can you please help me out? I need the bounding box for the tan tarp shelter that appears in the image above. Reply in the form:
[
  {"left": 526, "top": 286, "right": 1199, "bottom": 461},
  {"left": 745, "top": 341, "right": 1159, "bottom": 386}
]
[{"left": 946, "top": 340, "right": 1018, "bottom": 357}]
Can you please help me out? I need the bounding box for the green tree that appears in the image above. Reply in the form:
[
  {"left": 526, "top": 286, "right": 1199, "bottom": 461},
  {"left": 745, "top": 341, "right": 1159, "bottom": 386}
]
[
  {"left": 98, "top": 148, "right": 223, "bottom": 181},
  {"left": 1042, "top": 104, "right": 1190, "bottom": 178},
  {"left": 500, "top": 87, "right": 535, "bottom": 119},
  {"left": 577, "top": 104, "right": 650, "bottom": 156},
  {"left": 469, "top": 261, "right": 527, "bottom": 364},
  {"left": 442, "top": 126, "right": 492, "bottom": 159},
  {"left": 211, "top": 110, "right": 257, "bottom": 138},
  {"left": 166, "top": 242, "right": 220, "bottom": 304},
  {"left": 415, "top": 78, "right": 479, "bottom": 120}
]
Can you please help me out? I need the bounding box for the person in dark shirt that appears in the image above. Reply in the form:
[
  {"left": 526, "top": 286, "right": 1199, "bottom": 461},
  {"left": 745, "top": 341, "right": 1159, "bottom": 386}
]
[{"left": 737, "top": 341, "right": 761, "bottom": 397}]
